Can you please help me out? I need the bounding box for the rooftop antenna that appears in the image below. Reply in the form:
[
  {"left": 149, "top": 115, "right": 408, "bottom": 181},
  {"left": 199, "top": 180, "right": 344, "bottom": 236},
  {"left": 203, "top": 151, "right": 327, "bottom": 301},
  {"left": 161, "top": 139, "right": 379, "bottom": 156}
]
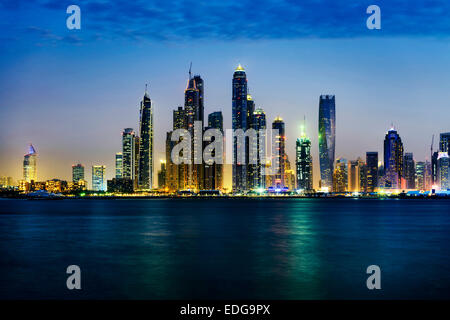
[{"left": 431, "top": 134, "right": 434, "bottom": 159}]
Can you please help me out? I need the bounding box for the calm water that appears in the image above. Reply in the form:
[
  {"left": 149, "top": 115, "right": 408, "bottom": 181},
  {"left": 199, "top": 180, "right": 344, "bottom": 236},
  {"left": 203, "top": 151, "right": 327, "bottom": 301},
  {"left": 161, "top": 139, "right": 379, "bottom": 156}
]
[{"left": 0, "top": 198, "right": 449, "bottom": 300}]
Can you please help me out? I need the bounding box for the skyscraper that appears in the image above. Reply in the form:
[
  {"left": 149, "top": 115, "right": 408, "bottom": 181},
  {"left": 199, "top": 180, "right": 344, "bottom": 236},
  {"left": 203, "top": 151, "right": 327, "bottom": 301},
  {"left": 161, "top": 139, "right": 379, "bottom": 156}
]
[
  {"left": 72, "top": 164, "right": 84, "bottom": 183},
  {"left": 403, "top": 153, "right": 415, "bottom": 189},
  {"left": 432, "top": 151, "right": 439, "bottom": 185},
  {"left": 348, "top": 160, "right": 360, "bottom": 192},
  {"left": 318, "top": 95, "right": 336, "bottom": 191},
  {"left": 333, "top": 158, "right": 348, "bottom": 192},
  {"left": 232, "top": 64, "right": 248, "bottom": 192},
  {"left": 383, "top": 128, "right": 404, "bottom": 189},
  {"left": 92, "top": 165, "right": 106, "bottom": 192},
  {"left": 138, "top": 85, "right": 154, "bottom": 190},
  {"left": 296, "top": 127, "right": 313, "bottom": 192},
  {"left": 115, "top": 152, "right": 123, "bottom": 179},
  {"left": 23, "top": 144, "right": 37, "bottom": 183},
  {"left": 122, "top": 128, "right": 136, "bottom": 181},
  {"left": 439, "top": 132, "right": 450, "bottom": 153},
  {"left": 366, "top": 152, "right": 378, "bottom": 192},
  {"left": 249, "top": 107, "right": 267, "bottom": 190},
  {"left": 158, "top": 160, "right": 167, "bottom": 189},
  {"left": 437, "top": 152, "right": 450, "bottom": 190},
  {"left": 415, "top": 161, "right": 425, "bottom": 190},
  {"left": 204, "top": 111, "right": 224, "bottom": 190},
  {"left": 272, "top": 117, "right": 286, "bottom": 189}
]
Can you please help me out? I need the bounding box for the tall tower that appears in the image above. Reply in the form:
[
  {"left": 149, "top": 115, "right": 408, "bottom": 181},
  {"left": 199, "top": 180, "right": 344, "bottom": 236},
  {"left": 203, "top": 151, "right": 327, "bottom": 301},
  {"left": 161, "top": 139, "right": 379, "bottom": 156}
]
[
  {"left": 138, "top": 85, "right": 154, "bottom": 190},
  {"left": 318, "top": 95, "right": 336, "bottom": 191},
  {"left": 122, "top": 128, "right": 136, "bottom": 181},
  {"left": 383, "top": 127, "right": 404, "bottom": 189},
  {"left": 403, "top": 153, "right": 415, "bottom": 189},
  {"left": 204, "top": 111, "right": 224, "bottom": 190},
  {"left": 250, "top": 107, "right": 267, "bottom": 190},
  {"left": 23, "top": 144, "right": 37, "bottom": 183},
  {"left": 296, "top": 122, "right": 313, "bottom": 192},
  {"left": 366, "top": 152, "right": 378, "bottom": 192},
  {"left": 232, "top": 64, "right": 248, "bottom": 192},
  {"left": 437, "top": 152, "right": 450, "bottom": 190},
  {"left": 115, "top": 152, "right": 123, "bottom": 179},
  {"left": 272, "top": 117, "right": 286, "bottom": 189},
  {"left": 439, "top": 132, "right": 450, "bottom": 154}
]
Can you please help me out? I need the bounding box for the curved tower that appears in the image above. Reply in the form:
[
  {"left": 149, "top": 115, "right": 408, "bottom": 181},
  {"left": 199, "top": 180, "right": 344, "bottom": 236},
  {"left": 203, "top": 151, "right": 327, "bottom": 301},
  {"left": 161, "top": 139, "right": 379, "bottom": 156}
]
[
  {"left": 318, "top": 95, "right": 336, "bottom": 191},
  {"left": 138, "top": 85, "right": 154, "bottom": 190}
]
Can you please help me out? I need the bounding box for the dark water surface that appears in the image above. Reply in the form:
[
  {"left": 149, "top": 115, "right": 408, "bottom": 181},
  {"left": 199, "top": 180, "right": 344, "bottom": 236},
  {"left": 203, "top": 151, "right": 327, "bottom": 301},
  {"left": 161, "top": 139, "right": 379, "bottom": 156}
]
[{"left": 0, "top": 198, "right": 449, "bottom": 299}]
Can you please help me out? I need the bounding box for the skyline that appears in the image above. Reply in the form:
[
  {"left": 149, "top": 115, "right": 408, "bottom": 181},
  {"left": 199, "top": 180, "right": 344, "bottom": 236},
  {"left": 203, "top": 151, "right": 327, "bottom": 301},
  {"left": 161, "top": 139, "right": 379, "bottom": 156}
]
[{"left": 2, "top": 2, "right": 450, "bottom": 188}]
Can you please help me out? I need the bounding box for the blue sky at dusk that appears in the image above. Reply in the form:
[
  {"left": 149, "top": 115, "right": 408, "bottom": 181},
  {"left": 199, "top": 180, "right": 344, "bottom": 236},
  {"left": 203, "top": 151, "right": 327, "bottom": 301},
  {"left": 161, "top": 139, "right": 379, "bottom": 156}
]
[{"left": 1, "top": 0, "right": 450, "bottom": 188}]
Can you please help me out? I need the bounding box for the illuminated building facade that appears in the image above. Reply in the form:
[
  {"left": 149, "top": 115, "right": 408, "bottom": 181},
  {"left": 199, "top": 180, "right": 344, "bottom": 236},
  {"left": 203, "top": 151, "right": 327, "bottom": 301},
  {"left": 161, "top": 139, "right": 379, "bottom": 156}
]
[
  {"left": 72, "top": 164, "right": 84, "bottom": 183},
  {"left": 437, "top": 152, "right": 450, "bottom": 190},
  {"left": 383, "top": 128, "right": 404, "bottom": 189},
  {"left": 248, "top": 106, "right": 267, "bottom": 190},
  {"left": 232, "top": 64, "right": 249, "bottom": 192},
  {"left": 296, "top": 132, "right": 313, "bottom": 191},
  {"left": 333, "top": 158, "right": 348, "bottom": 192},
  {"left": 122, "top": 128, "right": 136, "bottom": 181},
  {"left": 348, "top": 160, "right": 360, "bottom": 192},
  {"left": 158, "top": 160, "right": 167, "bottom": 189},
  {"left": 272, "top": 117, "right": 286, "bottom": 189},
  {"left": 440, "top": 132, "right": 450, "bottom": 154},
  {"left": 403, "top": 153, "right": 415, "bottom": 189},
  {"left": 138, "top": 86, "right": 154, "bottom": 190},
  {"left": 92, "top": 165, "right": 106, "bottom": 192},
  {"left": 115, "top": 152, "right": 123, "bottom": 179},
  {"left": 23, "top": 144, "right": 37, "bottom": 183},
  {"left": 318, "top": 95, "right": 336, "bottom": 191},
  {"left": 204, "top": 111, "right": 224, "bottom": 190}
]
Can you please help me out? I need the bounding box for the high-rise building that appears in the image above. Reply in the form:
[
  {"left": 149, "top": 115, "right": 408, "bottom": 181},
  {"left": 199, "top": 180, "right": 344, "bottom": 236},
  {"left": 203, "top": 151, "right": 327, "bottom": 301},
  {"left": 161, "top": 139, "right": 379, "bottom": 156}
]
[
  {"left": 249, "top": 108, "right": 267, "bottom": 190},
  {"left": 272, "top": 117, "right": 286, "bottom": 189},
  {"left": 383, "top": 128, "right": 404, "bottom": 189},
  {"left": 439, "top": 132, "right": 450, "bottom": 153},
  {"left": 138, "top": 85, "right": 154, "bottom": 190},
  {"left": 115, "top": 152, "right": 123, "bottom": 179},
  {"left": 366, "top": 152, "right": 378, "bottom": 192},
  {"left": 357, "top": 157, "right": 367, "bottom": 192},
  {"left": 284, "top": 156, "right": 296, "bottom": 191},
  {"left": 424, "top": 160, "right": 432, "bottom": 190},
  {"left": 348, "top": 160, "right": 360, "bottom": 192},
  {"left": 432, "top": 151, "right": 439, "bottom": 185},
  {"left": 92, "top": 165, "right": 106, "bottom": 192},
  {"left": 437, "top": 152, "right": 450, "bottom": 190},
  {"left": 415, "top": 161, "right": 425, "bottom": 191},
  {"left": 296, "top": 128, "right": 313, "bottom": 192},
  {"left": 318, "top": 95, "right": 336, "bottom": 191},
  {"left": 232, "top": 64, "right": 248, "bottom": 192},
  {"left": 72, "top": 164, "right": 84, "bottom": 183},
  {"left": 204, "top": 111, "right": 224, "bottom": 190},
  {"left": 158, "top": 160, "right": 167, "bottom": 189},
  {"left": 403, "top": 153, "right": 415, "bottom": 189},
  {"left": 122, "top": 128, "right": 136, "bottom": 181},
  {"left": 23, "top": 144, "right": 37, "bottom": 183},
  {"left": 333, "top": 158, "right": 348, "bottom": 192}
]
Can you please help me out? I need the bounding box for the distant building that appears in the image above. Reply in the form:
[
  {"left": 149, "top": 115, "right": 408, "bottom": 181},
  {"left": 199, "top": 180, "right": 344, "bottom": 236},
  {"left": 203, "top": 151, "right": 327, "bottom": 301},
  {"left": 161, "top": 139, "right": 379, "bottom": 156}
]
[
  {"left": 437, "top": 152, "right": 450, "bottom": 190},
  {"left": 72, "top": 164, "right": 84, "bottom": 183},
  {"left": 204, "top": 111, "right": 224, "bottom": 190},
  {"left": 23, "top": 144, "right": 37, "bottom": 183},
  {"left": 415, "top": 161, "right": 426, "bottom": 190},
  {"left": 383, "top": 128, "right": 404, "bottom": 189},
  {"left": 366, "top": 152, "right": 378, "bottom": 192},
  {"left": 424, "top": 161, "right": 432, "bottom": 190},
  {"left": 333, "top": 158, "right": 348, "bottom": 192},
  {"left": 403, "top": 153, "right": 415, "bottom": 189},
  {"left": 158, "top": 160, "right": 167, "bottom": 189},
  {"left": 232, "top": 64, "right": 249, "bottom": 192},
  {"left": 0, "top": 176, "right": 14, "bottom": 188},
  {"left": 439, "top": 132, "right": 450, "bottom": 153},
  {"left": 296, "top": 130, "right": 313, "bottom": 192},
  {"left": 248, "top": 107, "right": 266, "bottom": 190},
  {"left": 272, "top": 117, "right": 286, "bottom": 189},
  {"left": 318, "top": 95, "right": 336, "bottom": 191},
  {"left": 107, "top": 178, "right": 133, "bottom": 193},
  {"left": 92, "top": 165, "right": 106, "bottom": 192},
  {"left": 122, "top": 128, "right": 136, "bottom": 181},
  {"left": 45, "top": 179, "right": 68, "bottom": 193},
  {"left": 284, "top": 156, "right": 296, "bottom": 191},
  {"left": 115, "top": 152, "right": 123, "bottom": 179},
  {"left": 432, "top": 151, "right": 439, "bottom": 185},
  {"left": 348, "top": 160, "right": 360, "bottom": 192},
  {"left": 138, "top": 85, "right": 154, "bottom": 190}
]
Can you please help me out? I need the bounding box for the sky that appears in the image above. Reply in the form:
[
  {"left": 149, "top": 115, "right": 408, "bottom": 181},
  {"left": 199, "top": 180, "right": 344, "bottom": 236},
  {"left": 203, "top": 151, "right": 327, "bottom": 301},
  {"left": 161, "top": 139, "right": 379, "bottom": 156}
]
[{"left": 1, "top": 0, "right": 450, "bottom": 189}]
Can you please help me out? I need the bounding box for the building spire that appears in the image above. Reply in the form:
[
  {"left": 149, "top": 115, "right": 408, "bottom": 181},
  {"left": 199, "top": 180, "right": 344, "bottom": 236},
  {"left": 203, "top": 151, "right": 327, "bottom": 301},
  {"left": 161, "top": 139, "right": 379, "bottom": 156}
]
[
  {"left": 189, "top": 62, "right": 192, "bottom": 79},
  {"left": 144, "top": 83, "right": 150, "bottom": 98}
]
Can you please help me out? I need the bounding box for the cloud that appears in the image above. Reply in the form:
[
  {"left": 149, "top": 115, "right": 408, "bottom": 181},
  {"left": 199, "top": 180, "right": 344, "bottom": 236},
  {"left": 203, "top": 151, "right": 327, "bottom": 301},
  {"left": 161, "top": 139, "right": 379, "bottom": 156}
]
[{"left": 3, "top": 0, "right": 450, "bottom": 44}]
